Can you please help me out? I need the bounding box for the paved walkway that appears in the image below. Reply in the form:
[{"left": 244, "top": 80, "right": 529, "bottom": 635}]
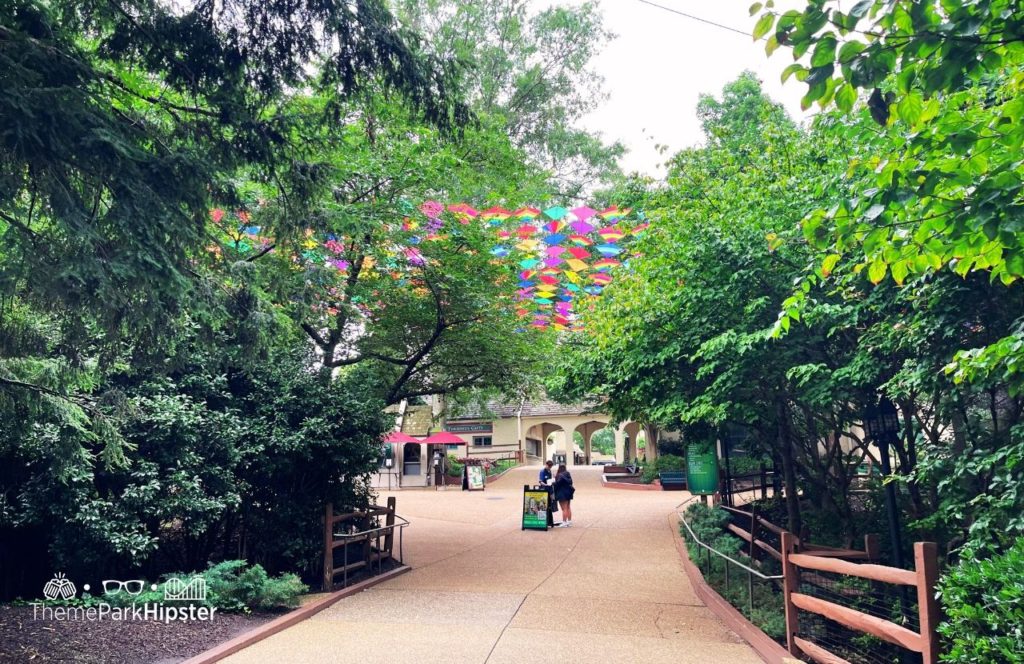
[{"left": 222, "top": 466, "right": 761, "bottom": 664}]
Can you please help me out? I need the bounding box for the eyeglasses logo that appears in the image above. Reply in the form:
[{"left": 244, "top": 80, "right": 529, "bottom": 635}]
[{"left": 101, "top": 579, "right": 147, "bottom": 596}]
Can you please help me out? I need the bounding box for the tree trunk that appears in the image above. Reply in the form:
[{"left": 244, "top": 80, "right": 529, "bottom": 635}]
[{"left": 776, "top": 398, "right": 802, "bottom": 535}]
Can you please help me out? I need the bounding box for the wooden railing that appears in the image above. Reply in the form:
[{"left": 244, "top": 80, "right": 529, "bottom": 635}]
[
  {"left": 721, "top": 505, "right": 879, "bottom": 563},
  {"left": 322, "top": 497, "right": 409, "bottom": 590},
  {"left": 781, "top": 531, "right": 940, "bottom": 664}
]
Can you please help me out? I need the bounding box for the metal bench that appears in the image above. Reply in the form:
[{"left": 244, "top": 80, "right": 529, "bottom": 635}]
[{"left": 659, "top": 471, "right": 687, "bottom": 490}]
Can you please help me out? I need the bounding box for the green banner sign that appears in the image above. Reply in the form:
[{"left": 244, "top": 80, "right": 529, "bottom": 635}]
[
  {"left": 686, "top": 441, "right": 719, "bottom": 495},
  {"left": 522, "top": 487, "right": 550, "bottom": 530}
]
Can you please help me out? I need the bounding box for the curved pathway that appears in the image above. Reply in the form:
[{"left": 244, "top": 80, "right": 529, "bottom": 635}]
[{"left": 222, "top": 466, "right": 761, "bottom": 663}]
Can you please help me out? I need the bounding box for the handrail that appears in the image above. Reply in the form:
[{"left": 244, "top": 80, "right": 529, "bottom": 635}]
[
  {"left": 333, "top": 514, "right": 410, "bottom": 540},
  {"left": 677, "top": 497, "right": 783, "bottom": 581}
]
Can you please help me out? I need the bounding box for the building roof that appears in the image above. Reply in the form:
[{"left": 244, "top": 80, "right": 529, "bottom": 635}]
[
  {"left": 448, "top": 397, "right": 604, "bottom": 421},
  {"left": 400, "top": 405, "right": 433, "bottom": 436}
]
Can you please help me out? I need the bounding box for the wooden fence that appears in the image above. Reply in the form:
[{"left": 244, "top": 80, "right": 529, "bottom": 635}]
[
  {"left": 781, "top": 531, "right": 940, "bottom": 664},
  {"left": 720, "top": 505, "right": 879, "bottom": 563},
  {"left": 322, "top": 497, "right": 408, "bottom": 590}
]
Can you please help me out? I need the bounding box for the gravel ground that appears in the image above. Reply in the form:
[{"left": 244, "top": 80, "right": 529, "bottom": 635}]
[{"left": 0, "top": 604, "right": 273, "bottom": 664}]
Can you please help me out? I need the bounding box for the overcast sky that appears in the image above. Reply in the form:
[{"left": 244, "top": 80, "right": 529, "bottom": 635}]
[{"left": 573, "top": 0, "right": 808, "bottom": 177}]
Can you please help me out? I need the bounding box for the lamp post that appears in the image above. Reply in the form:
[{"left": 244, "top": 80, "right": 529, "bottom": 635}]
[{"left": 862, "top": 397, "right": 904, "bottom": 569}]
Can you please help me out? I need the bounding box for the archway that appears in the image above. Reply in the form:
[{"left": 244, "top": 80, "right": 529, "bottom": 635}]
[
  {"left": 574, "top": 420, "right": 612, "bottom": 465},
  {"left": 525, "top": 422, "right": 569, "bottom": 465}
]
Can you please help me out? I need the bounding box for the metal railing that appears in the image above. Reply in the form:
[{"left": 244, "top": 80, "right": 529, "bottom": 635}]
[
  {"left": 323, "top": 498, "right": 410, "bottom": 589},
  {"left": 677, "top": 497, "right": 783, "bottom": 616}
]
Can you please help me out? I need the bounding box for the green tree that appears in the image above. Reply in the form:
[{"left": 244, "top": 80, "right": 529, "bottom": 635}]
[{"left": 395, "top": 0, "right": 624, "bottom": 199}]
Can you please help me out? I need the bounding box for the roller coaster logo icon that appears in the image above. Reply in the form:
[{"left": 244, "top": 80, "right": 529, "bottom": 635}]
[{"left": 162, "top": 576, "right": 206, "bottom": 602}]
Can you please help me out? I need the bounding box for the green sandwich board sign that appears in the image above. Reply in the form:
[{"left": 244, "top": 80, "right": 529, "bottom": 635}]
[
  {"left": 686, "top": 441, "right": 719, "bottom": 496},
  {"left": 522, "top": 485, "right": 551, "bottom": 530}
]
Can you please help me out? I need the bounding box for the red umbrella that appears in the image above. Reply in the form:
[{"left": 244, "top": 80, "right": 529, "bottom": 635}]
[
  {"left": 421, "top": 431, "right": 468, "bottom": 445},
  {"left": 383, "top": 431, "right": 423, "bottom": 444}
]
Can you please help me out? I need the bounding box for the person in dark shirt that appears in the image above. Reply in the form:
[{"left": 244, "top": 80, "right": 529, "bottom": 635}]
[
  {"left": 539, "top": 460, "right": 553, "bottom": 485},
  {"left": 553, "top": 464, "right": 574, "bottom": 527}
]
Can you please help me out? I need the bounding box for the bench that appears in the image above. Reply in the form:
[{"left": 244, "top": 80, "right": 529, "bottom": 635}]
[{"left": 659, "top": 471, "right": 687, "bottom": 490}]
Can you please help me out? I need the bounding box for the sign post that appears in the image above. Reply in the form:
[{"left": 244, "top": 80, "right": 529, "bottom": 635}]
[
  {"left": 686, "top": 441, "right": 719, "bottom": 496},
  {"left": 522, "top": 485, "right": 551, "bottom": 530}
]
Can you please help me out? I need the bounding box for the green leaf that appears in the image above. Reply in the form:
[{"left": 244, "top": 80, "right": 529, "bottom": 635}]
[
  {"left": 749, "top": 2, "right": 764, "bottom": 16},
  {"left": 891, "top": 259, "right": 909, "bottom": 284},
  {"left": 868, "top": 259, "right": 887, "bottom": 284},
  {"left": 811, "top": 35, "right": 837, "bottom": 67},
  {"left": 821, "top": 253, "right": 841, "bottom": 277},
  {"left": 835, "top": 83, "right": 857, "bottom": 113},
  {"left": 781, "top": 63, "right": 805, "bottom": 83},
  {"left": 753, "top": 13, "right": 775, "bottom": 40},
  {"left": 896, "top": 92, "right": 923, "bottom": 125}
]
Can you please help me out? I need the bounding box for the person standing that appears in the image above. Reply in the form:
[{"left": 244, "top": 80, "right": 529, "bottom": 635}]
[
  {"left": 539, "top": 460, "right": 554, "bottom": 485},
  {"left": 553, "top": 464, "right": 574, "bottom": 527}
]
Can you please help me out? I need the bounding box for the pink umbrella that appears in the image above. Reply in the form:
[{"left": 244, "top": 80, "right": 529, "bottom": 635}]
[
  {"left": 421, "top": 431, "right": 468, "bottom": 445},
  {"left": 383, "top": 431, "right": 423, "bottom": 444}
]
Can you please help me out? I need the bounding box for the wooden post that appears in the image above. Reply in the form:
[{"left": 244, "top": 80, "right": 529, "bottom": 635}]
[
  {"left": 915, "top": 542, "right": 940, "bottom": 664},
  {"left": 781, "top": 531, "right": 801, "bottom": 657},
  {"left": 749, "top": 506, "right": 760, "bottom": 562},
  {"left": 383, "top": 496, "right": 396, "bottom": 557},
  {"left": 322, "top": 502, "right": 334, "bottom": 591},
  {"left": 760, "top": 462, "right": 767, "bottom": 500},
  {"left": 864, "top": 533, "right": 880, "bottom": 561}
]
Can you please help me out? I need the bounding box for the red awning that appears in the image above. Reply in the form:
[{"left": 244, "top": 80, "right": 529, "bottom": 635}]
[{"left": 421, "top": 431, "right": 469, "bottom": 445}]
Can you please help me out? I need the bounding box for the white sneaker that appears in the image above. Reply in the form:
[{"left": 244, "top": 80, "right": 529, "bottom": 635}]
[{"left": 556, "top": 522, "right": 571, "bottom": 528}]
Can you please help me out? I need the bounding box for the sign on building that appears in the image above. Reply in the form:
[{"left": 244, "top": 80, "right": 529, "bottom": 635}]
[{"left": 446, "top": 422, "right": 493, "bottom": 434}]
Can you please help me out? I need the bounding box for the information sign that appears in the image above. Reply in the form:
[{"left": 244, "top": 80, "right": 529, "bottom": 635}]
[
  {"left": 522, "top": 486, "right": 550, "bottom": 530},
  {"left": 466, "top": 465, "right": 486, "bottom": 491},
  {"left": 686, "top": 441, "right": 720, "bottom": 495}
]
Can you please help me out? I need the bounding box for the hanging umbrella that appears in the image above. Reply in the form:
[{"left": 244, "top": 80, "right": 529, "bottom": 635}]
[{"left": 422, "top": 431, "right": 469, "bottom": 445}]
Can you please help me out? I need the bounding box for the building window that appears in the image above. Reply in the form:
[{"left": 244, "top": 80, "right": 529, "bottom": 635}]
[
  {"left": 473, "top": 436, "right": 492, "bottom": 446},
  {"left": 446, "top": 444, "right": 461, "bottom": 451}
]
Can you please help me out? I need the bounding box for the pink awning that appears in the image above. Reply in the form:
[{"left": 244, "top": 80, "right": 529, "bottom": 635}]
[
  {"left": 421, "top": 431, "right": 469, "bottom": 445},
  {"left": 383, "top": 431, "right": 423, "bottom": 444}
]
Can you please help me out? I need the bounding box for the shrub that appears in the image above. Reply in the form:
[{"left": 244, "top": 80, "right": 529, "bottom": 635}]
[
  {"left": 642, "top": 454, "right": 685, "bottom": 484},
  {"left": 203, "top": 560, "right": 307, "bottom": 612},
  {"left": 65, "top": 560, "right": 307, "bottom": 612},
  {"left": 938, "top": 538, "right": 1024, "bottom": 663},
  {"left": 446, "top": 454, "right": 464, "bottom": 477}
]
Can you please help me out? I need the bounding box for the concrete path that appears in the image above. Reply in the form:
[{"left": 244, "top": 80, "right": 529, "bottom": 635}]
[{"left": 221, "top": 466, "right": 761, "bottom": 664}]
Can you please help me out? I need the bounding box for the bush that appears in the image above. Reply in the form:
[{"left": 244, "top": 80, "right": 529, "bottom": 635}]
[
  {"left": 938, "top": 538, "right": 1024, "bottom": 663},
  {"left": 41, "top": 560, "right": 308, "bottom": 612},
  {"left": 446, "top": 454, "right": 464, "bottom": 477},
  {"left": 727, "top": 455, "right": 768, "bottom": 476},
  {"left": 203, "top": 560, "right": 307, "bottom": 612},
  {"left": 0, "top": 344, "right": 388, "bottom": 598},
  {"left": 641, "top": 454, "right": 685, "bottom": 484}
]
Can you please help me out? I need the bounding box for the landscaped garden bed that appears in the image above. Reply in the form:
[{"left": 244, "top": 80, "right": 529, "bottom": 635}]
[{"left": 0, "top": 603, "right": 274, "bottom": 664}]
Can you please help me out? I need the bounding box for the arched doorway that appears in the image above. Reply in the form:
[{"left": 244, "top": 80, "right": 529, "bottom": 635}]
[
  {"left": 525, "top": 422, "right": 568, "bottom": 465},
  {"left": 402, "top": 443, "right": 422, "bottom": 476},
  {"left": 574, "top": 420, "right": 611, "bottom": 465}
]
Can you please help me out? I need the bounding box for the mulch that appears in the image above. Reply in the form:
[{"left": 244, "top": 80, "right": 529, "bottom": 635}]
[{"left": 0, "top": 604, "right": 274, "bottom": 664}]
